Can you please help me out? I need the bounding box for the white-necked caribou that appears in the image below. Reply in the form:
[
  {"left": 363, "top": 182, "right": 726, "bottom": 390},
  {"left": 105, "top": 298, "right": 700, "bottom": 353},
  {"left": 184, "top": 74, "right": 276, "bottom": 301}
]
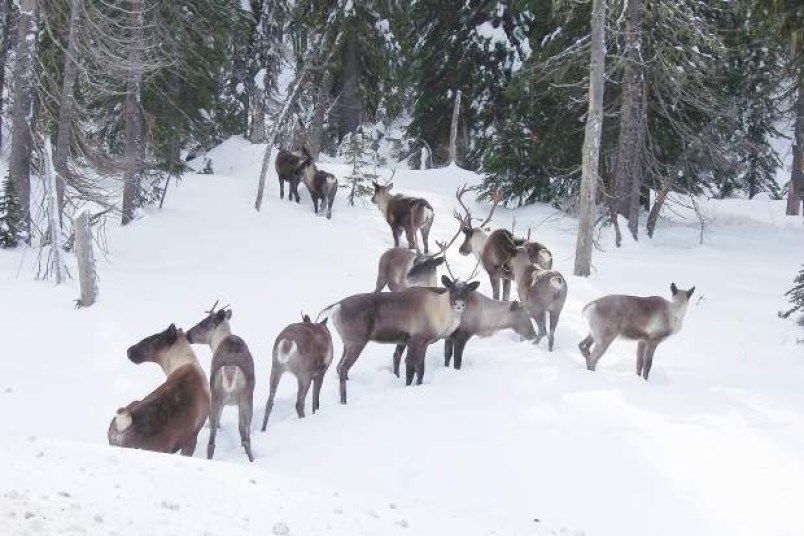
[
  {"left": 108, "top": 324, "right": 211, "bottom": 456},
  {"left": 186, "top": 302, "right": 256, "bottom": 462}
]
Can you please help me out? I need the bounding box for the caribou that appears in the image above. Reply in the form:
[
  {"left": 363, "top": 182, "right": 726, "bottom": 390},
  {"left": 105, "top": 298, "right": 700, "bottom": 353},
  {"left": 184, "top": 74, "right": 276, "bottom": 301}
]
[
  {"left": 262, "top": 313, "right": 334, "bottom": 431},
  {"left": 275, "top": 147, "right": 313, "bottom": 203},
  {"left": 374, "top": 247, "right": 446, "bottom": 292},
  {"left": 318, "top": 275, "right": 479, "bottom": 403},
  {"left": 108, "top": 324, "right": 211, "bottom": 456},
  {"left": 509, "top": 235, "right": 568, "bottom": 351},
  {"left": 579, "top": 283, "right": 695, "bottom": 379},
  {"left": 186, "top": 302, "right": 256, "bottom": 462},
  {"left": 371, "top": 181, "right": 435, "bottom": 254}
]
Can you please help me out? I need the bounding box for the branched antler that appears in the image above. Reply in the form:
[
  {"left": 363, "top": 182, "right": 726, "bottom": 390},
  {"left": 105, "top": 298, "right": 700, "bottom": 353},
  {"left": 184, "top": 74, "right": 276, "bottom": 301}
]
[
  {"left": 476, "top": 190, "right": 503, "bottom": 228},
  {"left": 204, "top": 300, "right": 230, "bottom": 315}
]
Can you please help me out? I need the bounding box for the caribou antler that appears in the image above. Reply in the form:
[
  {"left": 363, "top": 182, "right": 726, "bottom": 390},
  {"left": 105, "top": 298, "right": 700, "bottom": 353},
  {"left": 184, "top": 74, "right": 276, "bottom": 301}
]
[
  {"left": 204, "top": 300, "right": 230, "bottom": 315},
  {"left": 434, "top": 185, "right": 475, "bottom": 255},
  {"left": 476, "top": 190, "right": 503, "bottom": 228}
]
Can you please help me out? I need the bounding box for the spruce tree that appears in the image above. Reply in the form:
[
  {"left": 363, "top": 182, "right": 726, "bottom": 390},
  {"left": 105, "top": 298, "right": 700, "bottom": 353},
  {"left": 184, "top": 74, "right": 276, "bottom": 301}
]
[
  {"left": 0, "top": 171, "right": 24, "bottom": 248},
  {"left": 782, "top": 266, "right": 804, "bottom": 320}
]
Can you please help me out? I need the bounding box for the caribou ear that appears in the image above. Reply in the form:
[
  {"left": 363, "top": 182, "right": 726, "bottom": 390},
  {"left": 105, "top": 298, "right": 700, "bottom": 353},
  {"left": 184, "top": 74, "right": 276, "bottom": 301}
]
[
  {"left": 386, "top": 182, "right": 394, "bottom": 190},
  {"left": 319, "top": 317, "right": 328, "bottom": 326},
  {"left": 466, "top": 281, "right": 481, "bottom": 292},
  {"left": 670, "top": 283, "right": 678, "bottom": 295},
  {"left": 433, "top": 256, "right": 446, "bottom": 267},
  {"left": 441, "top": 275, "right": 453, "bottom": 289},
  {"left": 216, "top": 309, "right": 227, "bottom": 322},
  {"left": 510, "top": 301, "right": 521, "bottom": 311},
  {"left": 372, "top": 181, "right": 380, "bottom": 189},
  {"left": 225, "top": 309, "right": 233, "bottom": 320},
  {"left": 686, "top": 287, "right": 695, "bottom": 299},
  {"left": 302, "top": 314, "right": 311, "bottom": 323},
  {"left": 165, "top": 323, "right": 178, "bottom": 344}
]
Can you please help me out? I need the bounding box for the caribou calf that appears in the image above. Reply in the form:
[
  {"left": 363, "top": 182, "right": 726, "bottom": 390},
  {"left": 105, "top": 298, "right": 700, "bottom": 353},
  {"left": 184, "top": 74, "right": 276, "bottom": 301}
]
[
  {"left": 374, "top": 247, "right": 445, "bottom": 292},
  {"left": 300, "top": 169, "right": 338, "bottom": 219},
  {"left": 318, "top": 276, "right": 479, "bottom": 403},
  {"left": 371, "top": 182, "right": 435, "bottom": 254},
  {"left": 579, "top": 283, "right": 695, "bottom": 379},
  {"left": 510, "top": 247, "right": 568, "bottom": 351},
  {"left": 108, "top": 324, "right": 211, "bottom": 456},
  {"left": 262, "top": 313, "right": 333, "bottom": 431},
  {"left": 445, "top": 292, "right": 537, "bottom": 369},
  {"left": 187, "top": 305, "right": 255, "bottom": 462},
  {"left": 275, "top": 147, "right": 314, "bottom": 203}
]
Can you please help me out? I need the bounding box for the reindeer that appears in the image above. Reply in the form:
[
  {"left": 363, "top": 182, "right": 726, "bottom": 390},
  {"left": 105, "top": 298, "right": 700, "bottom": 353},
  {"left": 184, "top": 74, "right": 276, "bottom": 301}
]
[
  {"left": 371, "top": 181, "right": 435, "bottom": 254},
  {"left": 108, "top": 324, "right": 211, "bottom": 456},
  {"left": 262, "top": 313, "right": 333, "bottom": 431},
  {"left": 374, "top": 247, "right": 446, "bottom": 292},
  {"left": 579, "top": 283, "right": 695, "bottom": 379},
  {"left": 302, "top": 169, "right": 338, "bottom": 219},
  {"left": 445, "top": 292, "right": 537, "bottom": 370},
  {"left": 509, "top": 234, "right": 568, "bottom": 351},
  {"left": 275, "top": 147, "right": 314, "bottom": 203},
  {"left": 186, "top": 302, "right": 255, "bottom": 462},
  {"left": 318, "top": 276, "right": 479, "bottom": 403}
]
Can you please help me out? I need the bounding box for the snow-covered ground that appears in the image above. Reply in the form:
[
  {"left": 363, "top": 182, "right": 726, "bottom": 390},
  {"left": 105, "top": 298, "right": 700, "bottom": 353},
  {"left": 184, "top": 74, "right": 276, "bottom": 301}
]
[{"left": 1, "top": 136, "right": 802, "bottom": 535}]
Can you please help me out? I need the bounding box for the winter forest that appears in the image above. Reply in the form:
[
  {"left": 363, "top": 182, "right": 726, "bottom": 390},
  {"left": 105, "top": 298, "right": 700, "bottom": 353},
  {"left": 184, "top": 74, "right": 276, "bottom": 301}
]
[{"left": 0, "top": 0, "right": 803, "bottom": 534}]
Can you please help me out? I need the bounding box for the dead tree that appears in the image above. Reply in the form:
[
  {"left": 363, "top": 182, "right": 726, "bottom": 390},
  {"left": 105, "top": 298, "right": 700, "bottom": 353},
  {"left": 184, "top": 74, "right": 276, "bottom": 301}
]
[
  {"left": 8, "top": 0, "right": 38, "bottom": 240},
  {"left": 52, "top": 0, "right": 81, "bottom": 220},
  {"left": 74, "top": 209, "right": 97, "bottom": 307},
  {"left": 573, "top": 0, "right": 607, "bottom": 277},
  {"left": 0, "top": 0, "right": 16, "bottom": 150},
  {"left": 787, "top": 74, "right": 803, "bottom": 216},
  {"left": 43, "top": 139, "right": 66, "bottom": 284}
]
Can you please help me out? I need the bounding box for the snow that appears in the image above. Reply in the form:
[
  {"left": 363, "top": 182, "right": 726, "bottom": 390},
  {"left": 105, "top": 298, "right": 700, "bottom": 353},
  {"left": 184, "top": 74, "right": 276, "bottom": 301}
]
[{"left": 1, "top": 136, "right": 803, "bottom": 535}]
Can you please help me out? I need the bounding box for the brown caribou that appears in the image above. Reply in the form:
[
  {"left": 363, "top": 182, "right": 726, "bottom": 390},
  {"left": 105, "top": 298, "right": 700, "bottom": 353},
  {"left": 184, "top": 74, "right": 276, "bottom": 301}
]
[
  {"left": 371, "top": 181, "right": 435, "bottom": 254},
  {"left": 108, "top": 324, "right": 211, "bottom": 456},
  {"left": 318, "top": 275, "right": 479, "bottom": 403},
  {"left": 579, "top": 283, "right": 695, "bottom": 380},
  {"left": 186, "top": 302, "right": 256, "bottom": 462},
  {"left": 275, "top": 147, "right": 313, "bottom": 203},
  {"left": 262, "top": 313, "right": 334, "bottom": 431},
  {"left": 509, "top": 236, "right": 568, "bottom": 351},
  {"left": 374, "top": 247, "right": 446, "bottom": 292}
]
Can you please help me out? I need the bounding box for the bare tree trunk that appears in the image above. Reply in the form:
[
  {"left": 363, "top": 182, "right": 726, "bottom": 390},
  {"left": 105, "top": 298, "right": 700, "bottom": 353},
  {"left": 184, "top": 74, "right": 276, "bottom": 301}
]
[
  {"left": 249, "top": 83, "right": 266, "bottom": 143},
  {"left": 0, "top": 0, "right": 16, "bottom": 150},
  {"left": 43, "top": 139, "right": 65, "bottom": 283},
  {"left": 449, "top": 89, "right": 462, "bottom": 165},
  {"left": 254, "top": 0, "right": 348, "bottom": 211},
  {"left": 53, "top": 0, "right": 81, "bottom": 222},
  {"left": 611, "top": 0, "right": 644, "bottom": 243},
  {"left": 787, "top": 72, "right": 803, "bottom": 216},
  {"left": 309, "top": 69, "right": 332, "bottom": 159},
  {"left": 121, "top": 0, "right": 144, "bottom": 226},
  {"left": 334, "top": 31, "right": 361, "bottom": 138},
  {"left": 8, "top": 0, "right": 37, "bottom": 241},
  {"left": 573, "top": 0, "right": 607, "bottom": 277},
  {"left": 74, "top": 209, "right": 97, "bottom": 307},
  {"left": 646, "top": 174, "right": 676, "bottom": 238}
]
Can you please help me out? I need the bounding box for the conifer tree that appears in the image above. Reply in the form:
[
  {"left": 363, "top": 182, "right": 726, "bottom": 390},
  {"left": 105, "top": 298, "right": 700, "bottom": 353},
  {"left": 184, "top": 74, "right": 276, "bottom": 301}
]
[{"left": 0, "top": 171, "right": 24, "bottom": 248}]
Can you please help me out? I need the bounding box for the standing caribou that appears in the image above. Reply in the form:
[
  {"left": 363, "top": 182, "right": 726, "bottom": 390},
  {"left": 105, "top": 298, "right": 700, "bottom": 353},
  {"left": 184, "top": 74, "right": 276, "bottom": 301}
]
[
  {"left": 108, "top": 324, "right": 211, "bottom": 456},
  {"left": 318, "top": 275, "right": 479, "bottom": 403},
  {"left": 509, "top": 235, "right": 568, "bottom": 351},
  {"left": 579, "top": 283, "right": 695, "bottom": 379},
  {"left": 262, "top": 313, "right": 334, "bottom": 431},
  {"left": 186, "top": 303, "right": 256, "bottom": 462},
  {"left": 276, "top": 147, "right": 313, "bottom": 203},
  {"left": 371, "top": 181, "right": 435, "bottom": 254}
]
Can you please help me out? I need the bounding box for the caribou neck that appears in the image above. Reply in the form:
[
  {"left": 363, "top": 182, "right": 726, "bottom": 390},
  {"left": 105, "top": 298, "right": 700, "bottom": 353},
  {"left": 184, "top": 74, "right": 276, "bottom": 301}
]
[
  {"left": 669, "top": 300, "right": 689, "bottom": 334},
  {"left": 210, "top": 321, "right": 233, "bottom": 354},
  {"left": 159, "top": 336, "right": 199, "bottom": 376},
  {"left": 470, "top": 230, "right": 488, "bottom": 260},
  {"left": 509, "top": 252, "right": 532, "bottom": 283}
]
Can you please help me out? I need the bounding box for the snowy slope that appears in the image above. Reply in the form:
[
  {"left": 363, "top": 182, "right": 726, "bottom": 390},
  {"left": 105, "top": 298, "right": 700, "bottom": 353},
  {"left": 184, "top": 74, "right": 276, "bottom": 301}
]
[{"left": 0, "top": 136, "right": 803, "bottom": 535}]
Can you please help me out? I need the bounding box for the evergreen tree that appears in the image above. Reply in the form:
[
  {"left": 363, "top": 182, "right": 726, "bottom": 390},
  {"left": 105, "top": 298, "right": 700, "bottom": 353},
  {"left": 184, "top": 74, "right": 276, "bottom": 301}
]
[
  {"left": 781, "top": 266, "right": 804, "bottom": 320},
  {"left": 338, "top": 126, "right": 382, "bottom": 206},
  {"left": 0, "top": 171, "right": 24, "bottom": 248}
]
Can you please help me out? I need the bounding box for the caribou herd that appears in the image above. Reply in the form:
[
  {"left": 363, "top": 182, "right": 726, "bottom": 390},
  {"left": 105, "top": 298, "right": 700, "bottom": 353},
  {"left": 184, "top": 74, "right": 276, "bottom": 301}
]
[{"left": 108, "top": 147, "right": 695, "bottom": 460}]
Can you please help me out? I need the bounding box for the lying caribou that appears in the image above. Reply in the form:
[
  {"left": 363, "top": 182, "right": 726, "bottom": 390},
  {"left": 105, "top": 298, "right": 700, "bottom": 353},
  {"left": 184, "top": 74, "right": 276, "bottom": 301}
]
[
  {"left": 187, "top": 303, "right": 255, "bottom": 462},
  {"left": 371, "top": 181, "right": 435, "bottom": 254},
  {"left": 579, "top": 283, "right": 695, "bottom": 379},
  {"left": 509, "top": 241, "right": 567, "bottom": 351},
  {"left": 262, "top": 313, "right": 333, "bottom": 431},
  {"left": 275, "top": 147, "right": 313, "bottom": 203},
  {"left": 318, "top": 275, "right": 479, "bottom": 403},
  {"left": 108, "top": 324, "right": 211, "bottom": 456},
  {"left": 374, "top": 247, "right": 446, "bottom": 292},
  {"left": 445, "top": 292, "right": 537, "bottom": 369}
]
